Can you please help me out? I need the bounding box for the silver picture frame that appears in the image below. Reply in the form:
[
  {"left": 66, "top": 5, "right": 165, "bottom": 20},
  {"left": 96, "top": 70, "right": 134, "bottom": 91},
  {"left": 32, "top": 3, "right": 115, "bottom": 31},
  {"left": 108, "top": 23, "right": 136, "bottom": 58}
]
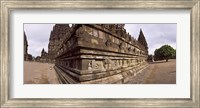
[{"left": 0, "top": 0, "right": 199, "bottom": 107}]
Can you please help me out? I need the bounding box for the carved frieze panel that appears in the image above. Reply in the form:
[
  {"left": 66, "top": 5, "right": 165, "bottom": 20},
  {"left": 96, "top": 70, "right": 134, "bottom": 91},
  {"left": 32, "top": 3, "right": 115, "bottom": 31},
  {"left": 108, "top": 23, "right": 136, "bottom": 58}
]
[
  {"left": 119, "top": 42, "right": 124, "bottom": 49},
  {"left": 98, "top": 30, "right": 105, "bottom": 40},
  {"left": 105, "top": 39, "right": 112, "bottom": 46},
  {"left": 55, "top": 24, "right": 148, "bottom": 84},
  {"left": 88, "top": 60, "right": 104, "bottom": 70},
  {"left": 103, "top": 24, "right": 109, "bottom": 30},
  {"left": 103, "top": 58, "right": 115, "bottom": 69},
  {"left": 93, "top": 29, "right": 99, "bottom": 37},
  {"left": 93, "top": 60, "right": 104, "bottom": 70},
  {"left": 75, "top": 26, "right": 85, "bottom": 36}
]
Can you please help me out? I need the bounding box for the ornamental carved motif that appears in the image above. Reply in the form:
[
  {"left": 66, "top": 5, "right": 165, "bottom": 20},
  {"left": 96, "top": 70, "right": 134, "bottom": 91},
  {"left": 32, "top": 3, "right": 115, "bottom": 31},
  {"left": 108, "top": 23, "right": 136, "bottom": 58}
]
[
  {"left": 88, "top": 60, "right": 104, "bottom": 70},
  {"left": 75, "top": 27, "right": 85, "bottom": 37},
  {"left": 119, "top": 42, "right": 124, "bottom": 49},
  {"left": 105, "top": 39, "right": 112, "bottom": 46}
]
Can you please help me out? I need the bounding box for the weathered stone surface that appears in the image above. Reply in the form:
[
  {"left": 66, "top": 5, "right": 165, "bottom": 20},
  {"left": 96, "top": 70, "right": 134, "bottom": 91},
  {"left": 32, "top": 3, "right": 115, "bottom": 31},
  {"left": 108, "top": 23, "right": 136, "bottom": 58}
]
[
  {"left": 35, "top": 24, "right": 71, "bottom": 63},
  {"left": 54, "top": 24, "right": 149, "bottom": 84},
  {"left": 24, "top": 31, "right": 32, "bottom": 61},
  {"left": 138, "top": 29, "right": 148, "bottom": 54},
  {"left": 35, "top": 48, "right": 48, "bottom": 62},
  {"left": 48, "top": 24, "right": 71, "bottom": 63}
]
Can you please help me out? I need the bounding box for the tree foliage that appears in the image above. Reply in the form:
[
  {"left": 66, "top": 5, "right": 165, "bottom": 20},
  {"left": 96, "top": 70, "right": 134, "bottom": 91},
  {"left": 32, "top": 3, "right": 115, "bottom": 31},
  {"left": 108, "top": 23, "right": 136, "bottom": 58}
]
[{"left": 154, "top": 45, "right": 176, "bottom": 62}]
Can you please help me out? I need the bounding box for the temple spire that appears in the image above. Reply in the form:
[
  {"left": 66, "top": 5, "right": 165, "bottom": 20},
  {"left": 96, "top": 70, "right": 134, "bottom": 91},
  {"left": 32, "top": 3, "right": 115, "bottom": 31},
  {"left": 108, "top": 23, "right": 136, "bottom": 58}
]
[
  {"left": 41, "top": 48, "right": 45, "bottom": 56},
  {"left": 24, "top": 31, "right": 28, "bottom": 56},
  {"left": 42, "top": 48, "right": 44, "bottom": 52},
  {"left": 138, "top": 29, "right": 148, "bottom": 51}
]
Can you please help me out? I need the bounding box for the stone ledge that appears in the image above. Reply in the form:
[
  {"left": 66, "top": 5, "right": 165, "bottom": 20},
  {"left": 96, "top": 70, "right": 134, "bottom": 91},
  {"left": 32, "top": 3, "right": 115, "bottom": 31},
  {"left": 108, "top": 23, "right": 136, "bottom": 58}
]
[{"left": 55, "top": 63, "right": 148, "bottom": 84}]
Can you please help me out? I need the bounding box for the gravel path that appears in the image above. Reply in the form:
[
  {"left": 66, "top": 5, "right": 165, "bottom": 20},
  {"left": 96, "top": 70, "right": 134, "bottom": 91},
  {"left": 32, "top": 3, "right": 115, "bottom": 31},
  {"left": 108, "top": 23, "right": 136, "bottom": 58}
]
[
  {"left": 127, "top": 59, "right": 176, "bottom": 84},
  {"left": 24, "top": 60, "right": 176, "bottom": 84},
  {"left": 24, "top": 61, "right": 59, "bottom": 84}
]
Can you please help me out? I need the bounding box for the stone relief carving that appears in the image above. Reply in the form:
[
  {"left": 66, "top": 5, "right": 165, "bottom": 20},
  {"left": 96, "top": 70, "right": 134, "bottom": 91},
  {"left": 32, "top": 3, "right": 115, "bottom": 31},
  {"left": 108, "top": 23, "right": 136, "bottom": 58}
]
[
  {"left": 54, "top": 24, "right": 148, "bottom": 84},
  {"left": 128, "top": 47, "right": 131, "bottom": 52},
  {"left": 75, "top": 27, "right": 85, "bottom": 37},
  {"left": 107, "top": 24, "right": 116, "bottom": 34},
  {"left": 88, "top": 60, "right": 92, "bottom": 70},
  {"left": 103, "top": 25, "right": 109, "bottom": 29},
  {"left": 94, "top": 61, "right": 104, "bottom": 70},
  {"left": 105, "top": 39, "right": 112, "bottom": 46},
  {"left": 88, "top": 60, "right": 104, "bottom": 70},
  {"left": 119, "top": 42, "right": 123, "bottom": 49},
  {"left": 114, "top": 60, "right": 118, "bottom": 67},
  {"left": 103, "top": 58, "right": 115, "bottom": 69}
]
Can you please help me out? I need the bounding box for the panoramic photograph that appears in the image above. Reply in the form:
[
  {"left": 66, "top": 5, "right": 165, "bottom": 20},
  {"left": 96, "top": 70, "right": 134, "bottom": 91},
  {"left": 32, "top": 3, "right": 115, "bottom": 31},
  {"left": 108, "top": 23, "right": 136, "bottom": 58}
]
[{"left": 24, "top": 24, "right": 176, "bottom": 84}]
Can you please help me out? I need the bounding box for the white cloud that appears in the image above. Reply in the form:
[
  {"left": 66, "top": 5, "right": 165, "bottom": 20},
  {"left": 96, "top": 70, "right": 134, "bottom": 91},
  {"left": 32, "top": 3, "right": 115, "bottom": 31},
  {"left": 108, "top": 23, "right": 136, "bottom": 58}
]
[
  {"left": 24, "top": 24, "right": 55, "bottom": 57},
  {"left": 24, "top": 24, "right": 176, "bottom": 57},
  {"left": 125, "top": 24, "right": 177, "bottom": 55}
]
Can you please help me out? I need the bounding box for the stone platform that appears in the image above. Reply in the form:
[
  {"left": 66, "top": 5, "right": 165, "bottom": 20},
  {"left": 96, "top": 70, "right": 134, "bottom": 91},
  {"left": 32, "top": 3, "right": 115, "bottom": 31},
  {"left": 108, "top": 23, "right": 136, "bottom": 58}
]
[
  {"left": 54, "top": 24, "right": 148, "bottom": 84},
  {"left": 55, "top": 64, "right": 148, "bottom": 84}
]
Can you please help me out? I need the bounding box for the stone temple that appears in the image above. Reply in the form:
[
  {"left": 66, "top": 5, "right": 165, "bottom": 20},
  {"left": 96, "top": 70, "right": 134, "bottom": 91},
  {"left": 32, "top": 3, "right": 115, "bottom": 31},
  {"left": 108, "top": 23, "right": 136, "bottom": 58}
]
[
  {"left": 48, "top": 24, "right": 71, "bottom": 63},
  {"left": 26, "top": 24, "right": 149, "bottom": 84},
  {"left": 54, "top": 24, "right": 149, "bottom": 84},
  {"left": 24, "top": 31, "right": 32, "bottom": 61},
  {"left": 35, "top": 24, "right": 71, "bottom": 63},
  {"left": 35, "top": 48, "right": 48, "bottom": 62}
]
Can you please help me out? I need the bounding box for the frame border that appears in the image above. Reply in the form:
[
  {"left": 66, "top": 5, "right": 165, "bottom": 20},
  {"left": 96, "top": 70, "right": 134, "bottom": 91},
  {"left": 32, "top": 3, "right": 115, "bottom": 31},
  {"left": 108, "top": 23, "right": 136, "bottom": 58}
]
[{"left": 1, "top": 0, "right": 199, "bottom": 107}]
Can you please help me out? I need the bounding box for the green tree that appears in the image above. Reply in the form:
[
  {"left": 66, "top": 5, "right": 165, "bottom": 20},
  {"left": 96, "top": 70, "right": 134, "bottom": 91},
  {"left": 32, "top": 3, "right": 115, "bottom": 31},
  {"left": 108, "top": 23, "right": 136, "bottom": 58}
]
[{"left": 154, "top": 45, "right": 176, "bottom": 62}]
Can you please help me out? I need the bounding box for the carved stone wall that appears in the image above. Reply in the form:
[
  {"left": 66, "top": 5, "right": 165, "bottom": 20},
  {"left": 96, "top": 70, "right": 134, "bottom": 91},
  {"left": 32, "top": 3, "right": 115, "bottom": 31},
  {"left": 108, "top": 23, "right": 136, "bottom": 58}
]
[
  {"left": 35, "top": 24, "right": 71, "bottom": 63},
  {"left": 24, "top": 31, "right": 32, "bottom": 61},
  {"left": 54, "top": 24, "right": 148, "bottom": 84},
  {"left": 40, "top": 48, "right": 49, "bottom": 62},
  {"left": 48, "top": 24, "right": 71, "bottom": 63}
]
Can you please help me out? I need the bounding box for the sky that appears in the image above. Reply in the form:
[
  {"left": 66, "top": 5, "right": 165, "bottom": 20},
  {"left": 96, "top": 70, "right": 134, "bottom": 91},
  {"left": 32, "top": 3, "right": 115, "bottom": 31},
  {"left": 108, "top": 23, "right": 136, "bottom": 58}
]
[{"left": 24, "top": 24, "right": 176, "bottom": 57}]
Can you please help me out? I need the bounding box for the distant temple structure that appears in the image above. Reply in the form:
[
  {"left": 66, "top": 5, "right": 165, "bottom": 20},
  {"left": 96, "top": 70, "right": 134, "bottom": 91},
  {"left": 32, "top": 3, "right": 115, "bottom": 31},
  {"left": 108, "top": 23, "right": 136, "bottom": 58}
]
[
  {"left": 35, "top": 24, "right": 71, "bottom": 63},
  {"left": 48, "top": 24, "right": 71, "bottom": 63},
  {"left": 31, "top": 24, "right": 149, "bottom": 84},
  {"left": 53, "top": 24, "right": 149, "bottom": 84},
  {"left": 24, "top": 32, "right": 32, "bottom": 61},
  {"left": 138, "top": 29, "right": 148, "bottom": 54},
  {"left": 36, "top": 48, "right": 48, "bottom": 62}
]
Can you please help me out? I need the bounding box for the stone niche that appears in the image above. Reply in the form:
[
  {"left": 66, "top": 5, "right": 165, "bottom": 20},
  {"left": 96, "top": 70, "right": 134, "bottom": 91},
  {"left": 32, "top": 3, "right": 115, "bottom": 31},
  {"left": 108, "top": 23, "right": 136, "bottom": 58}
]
[{"left": 54, "top": 24, "right": 148, "bottom": 84}]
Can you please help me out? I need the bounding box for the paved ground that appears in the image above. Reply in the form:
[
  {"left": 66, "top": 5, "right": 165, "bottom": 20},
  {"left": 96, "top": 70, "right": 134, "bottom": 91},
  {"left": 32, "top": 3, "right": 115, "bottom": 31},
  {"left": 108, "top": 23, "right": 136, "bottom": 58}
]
[
  {"left": 128, "top": 59, "right": 176, "bottom": 84},
  {"left": 24, "top": 60, "right": 176, "bottom": 84},
  {"left": 24, "top": 61, "right": 59, "bottom": 84}
]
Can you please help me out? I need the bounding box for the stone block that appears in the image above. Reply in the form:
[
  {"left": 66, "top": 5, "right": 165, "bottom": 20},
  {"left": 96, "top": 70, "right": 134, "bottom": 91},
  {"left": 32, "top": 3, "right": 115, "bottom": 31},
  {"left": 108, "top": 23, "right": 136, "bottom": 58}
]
[{"left": 54, "top": 24, "right": 148, "bottom": 84}]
